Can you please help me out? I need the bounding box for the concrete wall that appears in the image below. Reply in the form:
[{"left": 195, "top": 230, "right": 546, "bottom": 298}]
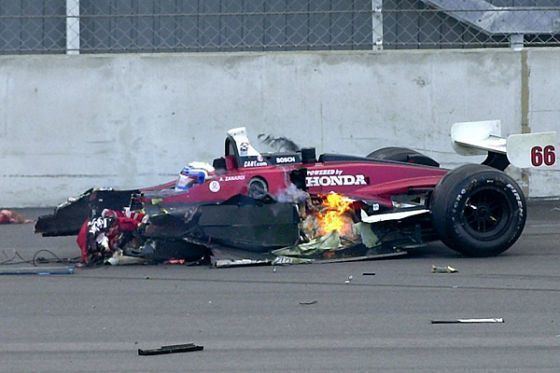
[
  {"left": 0, "top": 48, "right": 558, "bottom": 207},
  {"left": 526, "top": 49, "right": 560, "bottom": 198}
]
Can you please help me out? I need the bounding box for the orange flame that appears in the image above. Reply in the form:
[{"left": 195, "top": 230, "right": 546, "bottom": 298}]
[{"left": 318, "top": 193, "right": 353, "bottom": 236}]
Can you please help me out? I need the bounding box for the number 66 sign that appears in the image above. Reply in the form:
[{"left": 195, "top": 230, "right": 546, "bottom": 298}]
[
  {"left": 531, "top": 145, "right": 556, "bottom": 167},
  {"left": 507, "top": 132, "right": 558, "bottom": 168}
]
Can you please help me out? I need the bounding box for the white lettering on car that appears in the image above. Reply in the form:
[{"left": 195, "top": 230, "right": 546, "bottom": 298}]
[
  {"left": 276, "top": 156, "right": 296, "bottom": 164},
  {"left": 220, "top": 175, "right": 245, "bottom": 181},
  {"left": 307, "top": 169, "right": 336, "bottom": 176},
  {"left": 223, "top": 175, "right": 246, "bottom": 181},
  {"left": 243, "top": 160, "right": 268, "bottom": 167},
  {"left": 305, "top": 174, "right": 368, "bottom": 187}
]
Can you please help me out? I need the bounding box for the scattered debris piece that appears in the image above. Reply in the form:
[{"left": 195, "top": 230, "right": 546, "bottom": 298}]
[
  {"left": 138, "top": 343, "right": 204, "bottom": 356},
  {"left": 272, "top": 256, "right": 313, "bottom": 265},
  {"left": 344, "top": 275, "right": 353, "bottom": 284},
  {"left": 272, "top": 266, "right": 277, "bottom": 273},
  {"left": 272, "top": 231, "right": 343, "bottom": 259},
  {"left": 314, "top": 251, "right": 408, "bottom": 263},
  {"left": 354, "top": 222, "right": 380, "bottom": 248},
  {"left": 215, "top": 259, "right": 271, "bottom": 268},
  {"left": 165, "top": 259, "right": 186, "bottom": 265},
  {"left": 432, "top": 265, "right": 458, "bottom": 273},
  {"left": 431, "top": 318, "right": 504, "bottom": 324},
  {"left": 362, "top": 272, "right": 376, "bottom": 276},
  {"left": 0, "top": 209, "right": 33, "bottom": 224},
  {"left": 77, "top": 208, "right": 146, "bottom": 265},
  {"left": 0, "top": 266, "right": 75, "bottom": 276},
  {"left": 299, "top": 300, "right": 318, "bottom": 305},
  {"left": 106, "top": 250, "right": 149, "bottom": 266},
  {"left": 32, "top": 249, "right": 80, "bottom": 266}
]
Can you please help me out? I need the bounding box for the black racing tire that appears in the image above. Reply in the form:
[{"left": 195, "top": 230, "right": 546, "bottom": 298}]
[
  {"left": 430, "top": 164, "right": 526, "bottom": 257},
  {"left": 247, "top": 177, "right": 268, "bottom": 200},
  {"left": 367, "top": 147, "right": 439, "bottom": 167}
]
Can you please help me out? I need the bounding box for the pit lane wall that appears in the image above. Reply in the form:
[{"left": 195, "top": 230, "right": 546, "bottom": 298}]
[{"left": 0, "top": 48, "right": 558, "bottom": 206}]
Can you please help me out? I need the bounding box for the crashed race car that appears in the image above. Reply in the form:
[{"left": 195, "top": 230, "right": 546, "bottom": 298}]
[{"left": 36, "top": 121, "right": 557, "bottom": 265}]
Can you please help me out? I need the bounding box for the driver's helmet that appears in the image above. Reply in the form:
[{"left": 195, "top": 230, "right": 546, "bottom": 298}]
[{"left": 175, "top": 167, "right": 208, "bottom": 191}]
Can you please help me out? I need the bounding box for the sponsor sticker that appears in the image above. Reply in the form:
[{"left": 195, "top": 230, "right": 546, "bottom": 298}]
[
  {"left": 305, "top": 169, "right": 368, "bottom": 187},
  {"left": 276, "top": 156, "right": 297, "bottom": 164},
  {"left": 307, "top": 169, "right": 337, "bottom": 176},
  {"left": 209, "top": 180, "right": 221, "bottom": 192},
  {"left": 243, "top": 160, "right": 268, "bottom": 167}
]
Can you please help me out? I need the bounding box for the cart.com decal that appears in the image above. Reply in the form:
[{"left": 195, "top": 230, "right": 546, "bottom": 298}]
[{"left": 306, "top": 169, "right": 368, "bottom": 187}]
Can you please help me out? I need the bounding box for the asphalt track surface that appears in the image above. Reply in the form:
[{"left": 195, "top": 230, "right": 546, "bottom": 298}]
[{"left": 1, "top": 201, "right": 560, "bottom": 372}]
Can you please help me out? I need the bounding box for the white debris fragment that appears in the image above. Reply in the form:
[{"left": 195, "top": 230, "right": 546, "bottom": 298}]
[{"left": 432, "top": 265, "right": 458, "bottom": 273}]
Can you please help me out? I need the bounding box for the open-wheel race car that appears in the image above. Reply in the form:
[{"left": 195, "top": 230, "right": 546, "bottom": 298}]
[{"left": 36, "top": 122, "right": 557, "bottom": 265}]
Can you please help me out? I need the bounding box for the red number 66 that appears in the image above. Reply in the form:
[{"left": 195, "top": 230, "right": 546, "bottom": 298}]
[{"left": 531, "top": 145, "right": 556, "bottom": 166}]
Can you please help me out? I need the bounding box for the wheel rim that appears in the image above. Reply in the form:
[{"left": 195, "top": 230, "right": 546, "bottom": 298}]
[
  {"left": 461, "top": 187, "right": 513, "bottom": 240},
  {"left": 248, "top": 178, "right": 268, "bottom": 199}
]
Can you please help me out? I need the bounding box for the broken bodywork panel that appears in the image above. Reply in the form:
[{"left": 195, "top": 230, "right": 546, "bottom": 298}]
[
  {"left": 143, "top": 195, "right": 300, "bottom": 251},
  {"left": 36, "top": 184, "right": 431, "bottom": 266},
  {"left": 35, "top": 189, "right": 140, "bottom": 236}
]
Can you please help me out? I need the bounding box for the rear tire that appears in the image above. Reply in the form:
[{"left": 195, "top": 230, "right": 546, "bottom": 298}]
[
  {"left": 368, "top": 147, "right": 439, "bottom": 167},
  {"left": 431, "top": 164, "right": 526, "bottom": 257}
]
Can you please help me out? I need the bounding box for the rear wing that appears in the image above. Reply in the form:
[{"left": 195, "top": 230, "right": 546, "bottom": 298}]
[{"left": 451, "top": 120, "right": 557, "bottom": 170}]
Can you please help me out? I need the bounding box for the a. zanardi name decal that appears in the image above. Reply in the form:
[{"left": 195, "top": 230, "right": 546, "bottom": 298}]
[
  {"left": 219, "top": 175, "right": 246, "bottom": 182},
  {"left": 306, "top": 169, "right": 368, "bottom": 187}
]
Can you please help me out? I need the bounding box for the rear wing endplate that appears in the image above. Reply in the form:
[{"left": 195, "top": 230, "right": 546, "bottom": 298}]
[{"left": 451, "top": 120, "right": 557, "bottom": 169}]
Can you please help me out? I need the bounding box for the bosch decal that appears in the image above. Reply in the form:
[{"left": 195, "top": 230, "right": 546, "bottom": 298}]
[{"left": 275, "top": 156, "right": 296, "bottom": 164}]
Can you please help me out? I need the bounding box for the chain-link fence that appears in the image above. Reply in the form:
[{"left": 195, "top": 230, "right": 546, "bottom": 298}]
[
  {"left": 385, "top": 0, "right": 560, "bottom": 49},
  {"left": 0, "top": 1, "right": 66, "bottom": 54},
  {"left": 78, "top": 0, "right": 375, "bottom": 53},
  {"left": 0, "top": 0, "right": 559, "bottom": 54}
]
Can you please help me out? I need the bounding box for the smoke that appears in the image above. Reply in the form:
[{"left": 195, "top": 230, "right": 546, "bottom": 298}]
[
  {"left": 275, "top": 183, "right": 309, "bottom": 203},
  {"left": 257, "top": 133, "right": 300, "bottom": 152}
]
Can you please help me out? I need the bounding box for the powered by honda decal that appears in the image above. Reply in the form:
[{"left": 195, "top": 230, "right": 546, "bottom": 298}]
[{"left": 306, "top": 169, "right": 368, "bottom": 187}]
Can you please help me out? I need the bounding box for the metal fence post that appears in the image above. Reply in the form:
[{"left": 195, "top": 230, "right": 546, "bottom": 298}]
[
  {"left": 66, "top": 0, "right": 80, "bottom": 55},
  {"left": 510, "top": 34, "right": 524, "bottom": 51},
  {"left": 372, "top": 0, "right": 383, "bottom": 50}
]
